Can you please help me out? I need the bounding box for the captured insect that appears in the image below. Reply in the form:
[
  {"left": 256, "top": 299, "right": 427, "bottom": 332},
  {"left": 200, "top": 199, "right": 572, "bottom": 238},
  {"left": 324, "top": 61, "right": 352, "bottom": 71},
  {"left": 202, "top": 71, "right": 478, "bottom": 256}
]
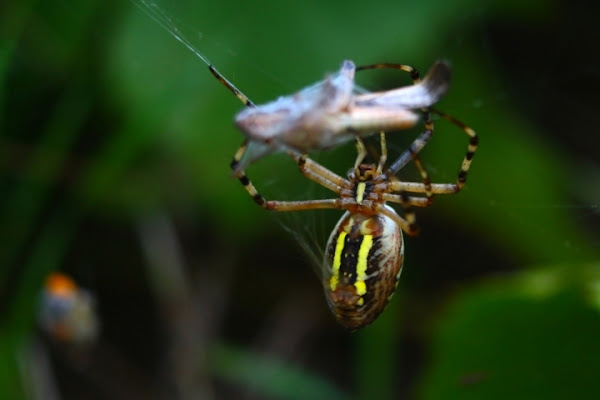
[
  {"left": 213, "top": 61, "right": 478, "bottom": 329},
  {"left": 225, "top": 60, "right": 451, "bottom": 171}
]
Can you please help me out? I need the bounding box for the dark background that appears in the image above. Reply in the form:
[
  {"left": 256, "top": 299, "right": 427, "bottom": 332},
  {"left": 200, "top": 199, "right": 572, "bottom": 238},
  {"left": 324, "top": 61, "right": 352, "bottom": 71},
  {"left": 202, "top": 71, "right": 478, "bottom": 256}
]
[{"left": 2, "top": 0, "right": 600, "bottom": 399}]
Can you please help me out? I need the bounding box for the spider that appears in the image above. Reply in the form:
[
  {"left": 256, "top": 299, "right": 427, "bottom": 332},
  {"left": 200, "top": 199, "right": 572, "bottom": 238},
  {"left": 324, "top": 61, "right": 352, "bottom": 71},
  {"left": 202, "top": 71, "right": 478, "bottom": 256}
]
[{"left": 210, "top": 61, "right": 478, "bottom": 329}]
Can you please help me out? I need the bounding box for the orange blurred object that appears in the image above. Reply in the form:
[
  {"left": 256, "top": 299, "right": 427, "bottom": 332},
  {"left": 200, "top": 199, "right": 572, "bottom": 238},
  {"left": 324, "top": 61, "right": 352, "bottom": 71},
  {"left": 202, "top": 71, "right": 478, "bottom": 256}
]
[{"left": 39, "top": 273, "right": 99, "bottom": 344}]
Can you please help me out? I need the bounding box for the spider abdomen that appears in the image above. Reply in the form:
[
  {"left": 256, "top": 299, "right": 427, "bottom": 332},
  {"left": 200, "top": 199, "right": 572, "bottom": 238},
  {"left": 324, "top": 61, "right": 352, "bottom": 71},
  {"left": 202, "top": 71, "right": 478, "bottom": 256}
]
[{"left": 323, "top": 209, "right": 404, "bottom": 330}]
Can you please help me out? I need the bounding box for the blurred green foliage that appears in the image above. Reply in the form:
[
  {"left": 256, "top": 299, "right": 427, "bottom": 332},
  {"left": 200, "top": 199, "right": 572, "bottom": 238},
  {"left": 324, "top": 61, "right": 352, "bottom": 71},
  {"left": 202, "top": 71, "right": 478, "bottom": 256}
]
[{"left": 1, "top": 0, "right": 599, "bottom": 399}]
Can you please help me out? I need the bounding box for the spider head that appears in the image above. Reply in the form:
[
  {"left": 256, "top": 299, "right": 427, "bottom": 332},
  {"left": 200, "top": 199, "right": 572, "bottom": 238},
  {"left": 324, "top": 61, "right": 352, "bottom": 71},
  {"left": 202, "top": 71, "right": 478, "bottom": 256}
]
[{"left": 351, "top": 164, "right": 378, "bottom": 182}]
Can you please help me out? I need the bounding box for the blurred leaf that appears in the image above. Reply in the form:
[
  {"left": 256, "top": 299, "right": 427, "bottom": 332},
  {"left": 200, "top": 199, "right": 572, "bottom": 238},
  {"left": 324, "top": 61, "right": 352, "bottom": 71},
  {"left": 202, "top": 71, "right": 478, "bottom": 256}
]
[
  {"left": 353, "top": 298, "right": 403, "bottom": 400},
  {"left": 210, "top": 343, "right": 348, "bottom": 400},
  {"left": 422, "top": 45, "right": 599, "bottom": 264},
  {"left": 0, "top": 209, "right": 79, "bottom": 398},
  {"left": 0, "top": 80, "right": 91, "bottom": 286},
  {"left": 419, "top": 263, "right": 600, "bottom": 400}
]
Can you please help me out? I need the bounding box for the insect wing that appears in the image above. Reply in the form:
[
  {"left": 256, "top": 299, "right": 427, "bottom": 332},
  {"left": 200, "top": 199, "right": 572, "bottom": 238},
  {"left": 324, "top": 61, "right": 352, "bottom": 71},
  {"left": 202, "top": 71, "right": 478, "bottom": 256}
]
[{"left": 354, "top": 61, "right": 451, "bottom": 109}]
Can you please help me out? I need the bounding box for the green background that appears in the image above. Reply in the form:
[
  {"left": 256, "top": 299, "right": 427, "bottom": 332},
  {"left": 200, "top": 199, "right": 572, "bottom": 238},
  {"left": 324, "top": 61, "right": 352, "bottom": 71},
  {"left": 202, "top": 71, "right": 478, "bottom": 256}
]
[{"left": 2, "top": 0, "right": 600, "bottom": 398}]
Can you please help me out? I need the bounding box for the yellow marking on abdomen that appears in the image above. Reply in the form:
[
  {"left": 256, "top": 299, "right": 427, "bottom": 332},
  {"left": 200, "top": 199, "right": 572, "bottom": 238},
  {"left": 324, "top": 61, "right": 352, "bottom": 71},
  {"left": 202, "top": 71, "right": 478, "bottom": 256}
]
[
  {"left": 329, "top": 231, "right": 347, "bottom": 291},
  {"left": 354, "top": 235, "right": 373, "bottom": 296}
]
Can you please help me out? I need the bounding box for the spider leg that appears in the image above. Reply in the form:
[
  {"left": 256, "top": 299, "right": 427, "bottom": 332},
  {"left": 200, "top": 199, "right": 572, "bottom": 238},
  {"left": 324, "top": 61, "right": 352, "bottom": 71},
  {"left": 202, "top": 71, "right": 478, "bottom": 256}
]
[
  {"left": 355, "top": 63, "right": 421, "bottom": 84},
  {"left": 382, "top": 193, "right": 431, "bottom": 208},
  {"left": 290, "top": 152, "right": 349, "bottom": 193},
  {"left": 380, "top": 131, "right": 433, "bottom": 208},
  {"left": 264, "top": 199, "right": 343, "bottom": 212},
  {"left": 210, "top": 63, "right": 280, "bottom": 207},
  {"left": 386, "top": 110, "right": 434, "bottom": 176},
  {"left": 388, "top": 182, "right": 459, "bottom": 195},
  {"left": 208, "top": 65, "right": 254, "bottom": 107},
  {"left": 430, "top": 108, "right": 479, "bottom": 190},
  {"left": 229, "top": 139, "right": 269, "bottom": 207},
  {"left": 359, "top": 132, "right": 388, "bottom": 173},
  {"left": 230, "top": 139, "right": 351, "bottom": 210},
  {"left": 354, "top": 136, "right": 368, "bottom": 171},
  {"left": 407, "top": 144, "right": 432, "bottom": 204},
  {"left": 387, "top": 109, "right": 479, "bottom": 194},
  {"left": 375, "top": 201, "right": 419, "bottom": 236},
  {"left": 377, "top": 132, "right": 387, "bottom": 173}
]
